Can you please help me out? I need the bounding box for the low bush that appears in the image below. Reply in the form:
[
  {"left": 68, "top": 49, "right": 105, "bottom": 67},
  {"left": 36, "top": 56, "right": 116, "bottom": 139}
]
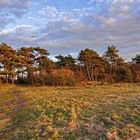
[{"left": 46, "top": 69, "right": 77, "bottom": 86}]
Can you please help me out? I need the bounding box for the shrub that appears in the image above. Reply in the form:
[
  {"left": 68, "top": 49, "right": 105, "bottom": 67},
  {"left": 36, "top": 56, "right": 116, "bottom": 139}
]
[
  {"left": 130, "top": 64, "right": 140, "bottom": 82},
  {"left": 46, "top": 69, "right": 77, "bottom": 86}
]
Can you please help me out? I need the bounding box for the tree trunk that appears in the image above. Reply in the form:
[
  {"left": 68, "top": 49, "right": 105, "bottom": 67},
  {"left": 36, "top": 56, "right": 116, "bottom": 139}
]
[
  {"left": 12, "top": 74, "right": 14, "bottom": 85},
  {"left": 86, "top": 65, "right": 92, "bottom": 81},
  {"left": 6, "top": 75, "right": 8, "bottom": 84}
]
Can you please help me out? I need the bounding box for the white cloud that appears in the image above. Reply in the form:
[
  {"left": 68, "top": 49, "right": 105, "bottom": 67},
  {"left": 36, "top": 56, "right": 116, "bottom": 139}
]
[
  {"left": 100, "top": 17, "right": 117, "bottom": 27},
  {"left": 0, "top": 0, "right": 32, "bottom": 28},
  {"left": 38, "top": 6, "right": 65, "bottom": 21},
  {"left": 0, "top": 25, "right": 38, "bottom": 46},
  {"left": 0, "top": 0, "right": 139, "bottom": 60},
  {"left": 121, "top": 5, "right": 130, "bottom": 12},
  {"left": 0, "top": 0, "right": 12, "bottom": 6},
  {"left": 0, "top": 29, "right": 14, "bottom": 36},
  {"left": 0, "top": 0, "right": 32, "bottom": 8},
  {"left": 39, "top": 6, "right": 58, "bottom": 17}
]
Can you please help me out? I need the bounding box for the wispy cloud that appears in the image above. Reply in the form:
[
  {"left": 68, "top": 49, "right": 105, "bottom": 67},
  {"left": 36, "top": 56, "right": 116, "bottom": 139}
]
[{"left": 0, "top": 0, "right": 139, "bottom": 60}]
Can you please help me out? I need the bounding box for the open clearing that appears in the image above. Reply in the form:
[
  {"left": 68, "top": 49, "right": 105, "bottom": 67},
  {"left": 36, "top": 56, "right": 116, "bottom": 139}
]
[{"left": 0, "top": 84, "right": 140, "bottom": 140}]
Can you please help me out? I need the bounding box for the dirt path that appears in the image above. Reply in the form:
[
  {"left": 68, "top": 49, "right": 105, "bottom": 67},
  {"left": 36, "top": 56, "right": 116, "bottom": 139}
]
[
  {"left": 12, "top": 89, "right": 25, "bottom": 113},
  {"left": 0, "top": 88, "right": 25, "bottom": 137}
]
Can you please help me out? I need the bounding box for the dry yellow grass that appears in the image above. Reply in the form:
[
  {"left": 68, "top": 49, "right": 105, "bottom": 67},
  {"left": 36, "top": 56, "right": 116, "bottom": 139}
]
[{"left": 0, "top": 84, "right": 140, "bottom": 139}]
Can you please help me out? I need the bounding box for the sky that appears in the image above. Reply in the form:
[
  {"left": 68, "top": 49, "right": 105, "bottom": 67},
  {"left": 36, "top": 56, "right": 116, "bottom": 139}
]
[{"left": 0, "top": 0, "right": 140, "bottom": 60}]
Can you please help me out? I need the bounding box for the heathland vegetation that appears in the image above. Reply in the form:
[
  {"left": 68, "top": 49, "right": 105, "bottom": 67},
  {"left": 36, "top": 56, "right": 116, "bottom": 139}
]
[
  {"left": 0, "top": 84, "right": 140, "bottom": 139},
  {"left": 0, "top": 43, "right": 140, "bottom": 86}
]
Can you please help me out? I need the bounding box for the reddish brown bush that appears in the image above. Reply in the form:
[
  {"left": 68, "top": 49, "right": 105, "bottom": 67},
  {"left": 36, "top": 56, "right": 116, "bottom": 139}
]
[{"left": 46, "top": 68, "right": 77, "bottom": 86}]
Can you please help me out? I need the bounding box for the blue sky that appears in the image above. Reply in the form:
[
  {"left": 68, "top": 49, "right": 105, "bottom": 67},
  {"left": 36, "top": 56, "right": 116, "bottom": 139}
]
[{"left": 0, "top": 0, "right": 140, "bottom": 60}]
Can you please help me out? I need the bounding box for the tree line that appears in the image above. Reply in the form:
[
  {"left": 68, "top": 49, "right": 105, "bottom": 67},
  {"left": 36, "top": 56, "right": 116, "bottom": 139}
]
[{"left": 0, "top": 43, "right": 140, "bottom": 86}]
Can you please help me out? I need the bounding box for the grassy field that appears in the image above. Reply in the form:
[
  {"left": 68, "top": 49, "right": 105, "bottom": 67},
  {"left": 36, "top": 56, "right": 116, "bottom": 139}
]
[{"left": 0, "top": 84, "right": 140, "bottom": 140}]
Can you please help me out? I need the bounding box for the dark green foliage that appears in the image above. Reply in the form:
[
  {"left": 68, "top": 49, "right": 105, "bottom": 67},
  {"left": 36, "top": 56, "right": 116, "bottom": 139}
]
[
  {"left": 115, "top": 66, "right": 133, "bottom": 82},
  {"left": 130, "top": 64, "right": 140, "bottom": 82},
  {"left": 78, "top": 48, "right": 105, "bottom": 81},
  {"left": 104, "top": 46, "right": 133, "bottom": 83},
  {"left": 55, "top": 54, "right": 76, "bottom": 69},
  {"left": 132, "top": 54, "right": 140, "bottom": 64},
  {"left": 130, "top": 54, "right": 140, "bottom": 82}
]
